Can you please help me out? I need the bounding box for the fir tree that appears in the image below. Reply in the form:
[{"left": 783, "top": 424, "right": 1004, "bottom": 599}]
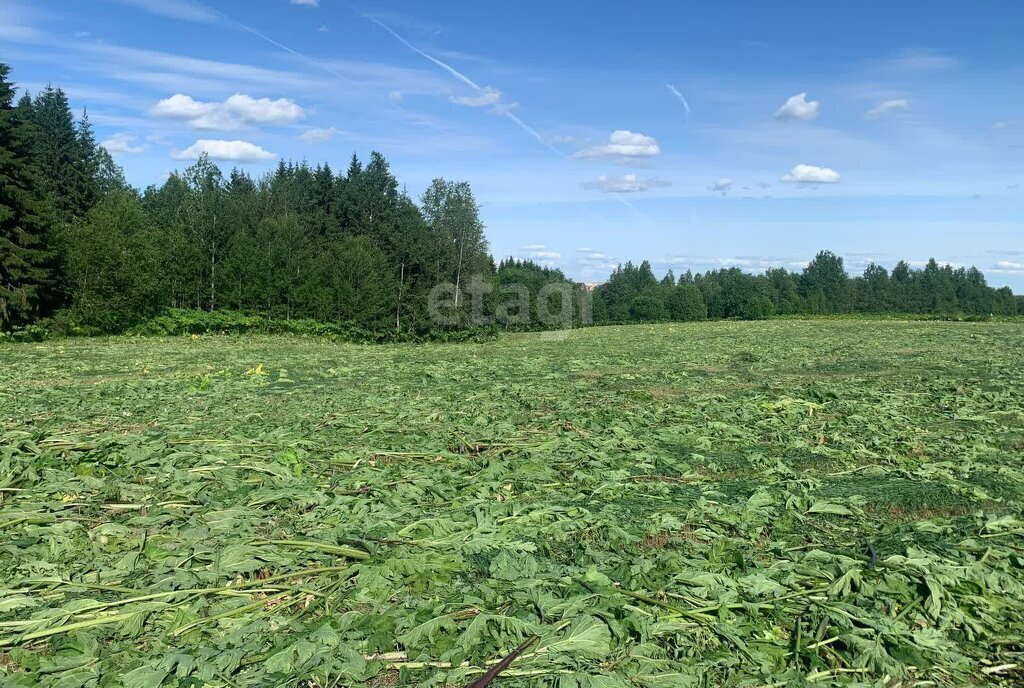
[{"left": 0, "top": 64, "right": 52, "bottom": 328}]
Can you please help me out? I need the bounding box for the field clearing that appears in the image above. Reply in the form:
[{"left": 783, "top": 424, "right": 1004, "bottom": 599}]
[{"left": 2, "top": 320, "right": 1024, "bottom": 686}]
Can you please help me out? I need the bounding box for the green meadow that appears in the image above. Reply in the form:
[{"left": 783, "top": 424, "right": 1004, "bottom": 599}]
[{"left": 2, "top": 320, "right": 1023, "bottom": 686}]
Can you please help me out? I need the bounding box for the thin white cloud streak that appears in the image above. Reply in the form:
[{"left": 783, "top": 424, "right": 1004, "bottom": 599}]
[
  {"left": 298, "top": 126, "right": 339, "bottom": 143},
  {"left": 184, "top": 6, "right": 437, "bottom": 123},
  {"left": 366, "top": 16, "right": 480, "bottom": 90},
  {"left": 449, "top": 87, "right": 502, "bottom": 107},
  {"left": 114, "top": 0, "right": 370, "bottom": 92},
  {"left": 505, "top": 112, "right": 560, "bottom": 152},
  {"left": 363, "top": 12, "right": 564, "bottom": 155},
  {"left": 585, "top": 173, "right": 671, "bottom": 193},
  {"left": 666, "top": 83, "right": 691, "bottom": 116},
  {"left": 864, "top": 99, "right": 910, "bottom": 120},
  {"left": 235, "top": 23, "right": 359, "bottom": 87},
  {"left": 108, "top": 0, "right": 222, "bottom": 24}
]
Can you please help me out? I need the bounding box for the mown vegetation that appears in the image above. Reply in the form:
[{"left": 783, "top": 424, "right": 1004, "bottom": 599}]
[
  {"left": 2, "top": 63, "right": 1021, "bottom": 343},
  {"left": 2, "top": 320, "right": 1023, "bottom": 686}
]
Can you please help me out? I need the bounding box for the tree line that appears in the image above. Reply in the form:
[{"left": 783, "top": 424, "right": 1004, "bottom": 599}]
[
  {"left": 1, "top": 63, "right": 1021, "bottom": 339},
  {"left": 2, "top": 63, "right": 570, "bottom": 337},
  {"left": 593, "top": 252, "right": 1023, "bottom": 325}
]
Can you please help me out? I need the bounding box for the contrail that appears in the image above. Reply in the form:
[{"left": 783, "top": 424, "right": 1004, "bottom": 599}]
[
  {"left": 159, "top": 1, "right": 416, "bottom": 113},
  {"left": 115, "top": 0, "right": 630, "bottom": 233},
  {"left": 506, "top": 112, "right": 563, "bottom": 154},
  {"left": 360, "top": 11, "right": 651, "bottom": 222},
  {"left": 666, "top": 83, "right": 691, "bottom": 117},
  {"left": 234, "top": 4, "right": 639, "bottom": 227},
  {"left": 236, "top": 22, "right": 360, "bottom": 86},
  {"left": 366, "top": 16, "right": 481, "bottom": 91},
  {"left": 246, "top": 6, "right": 647, "bottom": 225},
  {"left": 362, "top": 12, "right": 564, "bottom": 155}
]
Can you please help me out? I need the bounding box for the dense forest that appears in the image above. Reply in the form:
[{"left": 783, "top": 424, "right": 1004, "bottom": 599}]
[
  {"left": 1, "top": 63, "right": 1021, "bottom": 340},
  {"left": 594, "top": 252, "right": 1023, "bottom": 324}
]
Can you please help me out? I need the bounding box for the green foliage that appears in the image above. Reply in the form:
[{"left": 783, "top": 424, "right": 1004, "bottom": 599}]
[
  {"left": 593, "top": 253, "right": 1017, "bottom": 327},
  {"left": 629, "top": 294, "right": 668, "bottom": 321},
  {"left": 0, "top": 65, "right": 52, "bottom": 328},
  {"left": 2, "top": 321, "right": 1024, "bottom": 685},
  {"left": 1, "top": 61, "right": 1021, "bottom": 337},
  {"left": 667, "top": 283, "right": 707, "bottom": 321},
  {"left": 30, "top": 87, "right": 100, "bottom": 228},
  {"left": 801, "top": 250, "right": 852, "bottom": 313},
  {"left": 594, "top": 260, "right": 660, "bottom": 321},
  {"left": 305, "top": 235, "right": 396, "bottom": 328},
  {"left": 120, "top": 308, "right": 497, "bottom": 343},
  {"left": 493, "top": 258, "right": 582, "bottom": 330},
  {"left": 60, "top": 190, "right": 163, "bottom": 331}
]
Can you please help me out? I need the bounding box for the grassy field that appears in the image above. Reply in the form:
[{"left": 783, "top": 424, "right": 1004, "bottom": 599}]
[{"left": 2, "top": 321, "right": 1024, "bottom": 687}]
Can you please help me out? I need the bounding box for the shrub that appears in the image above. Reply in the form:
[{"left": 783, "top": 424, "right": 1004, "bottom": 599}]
[
  {"left": 629, "top": 295, "right": 668, "bottom": 322},
  {"left": 669, "top": 284, "right": 707, "bottom": 321}
]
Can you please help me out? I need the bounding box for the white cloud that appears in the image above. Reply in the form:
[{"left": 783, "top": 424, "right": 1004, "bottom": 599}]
[
  {"left": 994, "top": 260, "right": 1024, "bottom": 273},
  {"left": 780, "top": 164, "right": 841, "bottom": 184},
  {"left": 709, "top": 178, "right": 733, "bottom": 193},
  {"left": 517, "top": 245, "right": 561, "bottom": 262},
  {"left": 100, "top": 133, "right": 145, "bottom": 155},
  {"left": 907, "top": 259, "right": 966, "bottom": 270},
  {"left": 151, "top": 93, "right": 304, "bottom": 130},
  {"left": 659, "top": 255, "right": 799, "bottom": 273},
  {"left": 774, "top": 92, "right": 819, "bottom": 121},
  {"left": 298, "top": 127, "right": 338, "bottom": 143},
  {"left": 171, "top": 139, "right": 276, "bottom": 162},
  {"left": 290, "top": 0, "right": 319, "bottom": 5},
  {"left": 584, "top": 173, "right": 671, "bottom": 193},
  {"left": 575, "top": 130, "right": 661, "bottom": 159},
  {"left": 864, "top": 99, "right": 910, "bottom": 119},
  {"left": 152, "top": 94, "right": 210, "bottom": 119},
  {"left": 448, "top": 86, "right": 519, "bottom": 116},
  {"left": 223, "top": 94, "right": 303, "bottom": 124},
  {"left": 885, "top": 49, "right": 958, "bottom": 71},
  {"left": 450, "top": 86, "right": 502, "bottom": 107},
  {"left": 490, "top": 101, "right": 520, "bottom": 115},
  {"left": 576, "top": 248, "right": 618, "bottom": 272},
  {"left": 110, "top": 0, "right": 221, "bottom": 23}
]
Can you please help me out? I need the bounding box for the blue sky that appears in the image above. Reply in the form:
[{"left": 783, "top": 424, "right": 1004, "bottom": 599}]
[{"left": 3, "top": 0, "right": 1023, "bottom": 289}]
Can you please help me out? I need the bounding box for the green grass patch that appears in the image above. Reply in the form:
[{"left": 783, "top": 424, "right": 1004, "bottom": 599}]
[{"left": 1, "top": 320, "right": 1023, "bottom": 686}]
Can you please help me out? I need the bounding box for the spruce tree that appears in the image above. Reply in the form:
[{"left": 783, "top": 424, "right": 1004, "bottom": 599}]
[
  {"left": 0, "top": 64, "right": 52, "bottom": 328},
  {"left": 74, "top": 110, "right": 101, "bottom": 210},
  {"left": 32, "top": 86, "right": 83, "bottom": 224}
]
